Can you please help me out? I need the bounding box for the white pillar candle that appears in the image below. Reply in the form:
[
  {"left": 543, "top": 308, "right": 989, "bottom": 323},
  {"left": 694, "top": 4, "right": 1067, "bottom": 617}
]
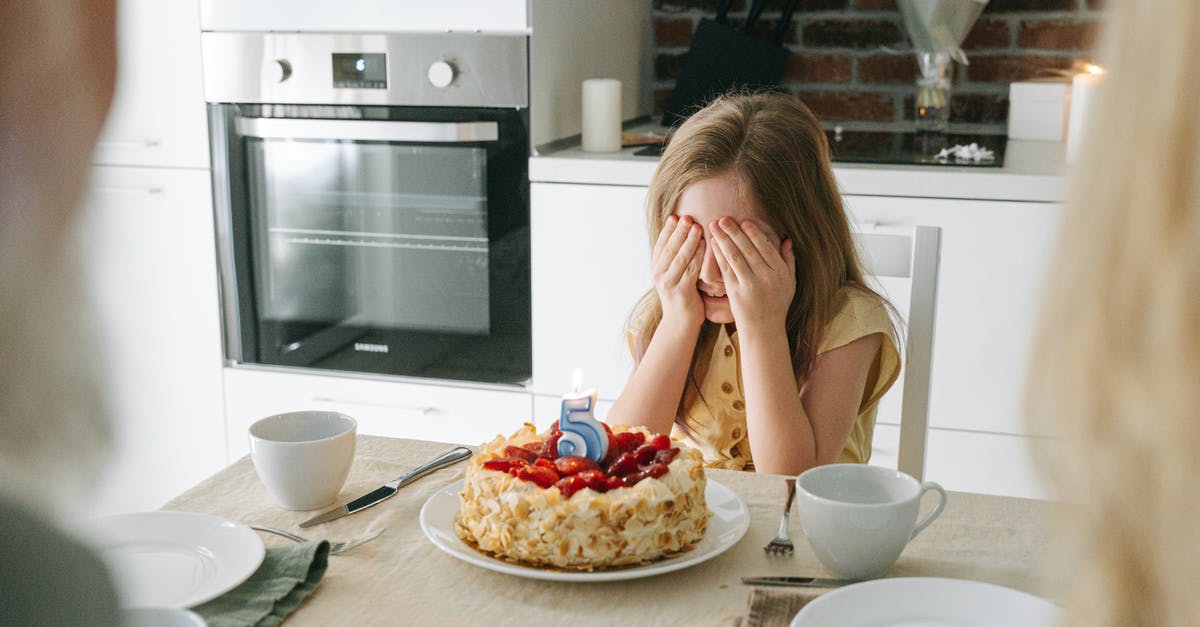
[
  {"left": 581, "top": 78, "right": 622, "bottom": 153},
  {"left": 1066, "top": 64, "right": 1105, "bottom": 164}
]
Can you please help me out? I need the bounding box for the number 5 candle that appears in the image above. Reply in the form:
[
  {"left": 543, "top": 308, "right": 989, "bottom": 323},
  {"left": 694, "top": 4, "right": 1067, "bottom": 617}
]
[{"left": 557, "top": 369, "right": 608, "bottom": 463}]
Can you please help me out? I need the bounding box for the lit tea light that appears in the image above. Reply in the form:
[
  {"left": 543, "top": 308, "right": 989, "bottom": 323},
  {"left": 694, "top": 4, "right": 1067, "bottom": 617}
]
[{"left": 557, "top": 368, "right": 607, "bottom": 463}]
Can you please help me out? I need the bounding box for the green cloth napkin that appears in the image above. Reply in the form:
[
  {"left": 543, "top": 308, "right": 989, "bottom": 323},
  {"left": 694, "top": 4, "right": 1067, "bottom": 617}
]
[{"left": 193, "top": 540, "right": 330, "bottom": 627}]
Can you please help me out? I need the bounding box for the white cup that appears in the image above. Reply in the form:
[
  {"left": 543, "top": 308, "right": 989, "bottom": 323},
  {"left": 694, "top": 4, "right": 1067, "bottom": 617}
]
[
  {"left": 795, "top": 464, "right": 947, "bottom": 579},
  {"left": 249, "top": 410, "right": 357, "bottom": 511}
]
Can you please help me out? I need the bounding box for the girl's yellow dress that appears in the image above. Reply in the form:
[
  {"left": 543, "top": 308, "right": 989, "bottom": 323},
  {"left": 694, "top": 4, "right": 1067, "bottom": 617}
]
[{"left": 638, "top": 286, "right": 901, "bottom": 471}]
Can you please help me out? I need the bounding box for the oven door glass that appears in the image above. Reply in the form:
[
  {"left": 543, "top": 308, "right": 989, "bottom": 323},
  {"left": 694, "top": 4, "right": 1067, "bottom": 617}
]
[{"left": 216, "top": 105, "right": 530, "bottom": 384}]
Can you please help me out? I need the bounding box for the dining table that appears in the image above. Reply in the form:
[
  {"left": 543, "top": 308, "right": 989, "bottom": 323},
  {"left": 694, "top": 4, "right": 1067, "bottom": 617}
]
[{"left": 163, "top": 435, "right": 1067, "bottom": 626}]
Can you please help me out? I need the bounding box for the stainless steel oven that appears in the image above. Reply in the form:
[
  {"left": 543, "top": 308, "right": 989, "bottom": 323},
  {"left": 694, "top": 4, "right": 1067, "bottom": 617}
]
[{"left": 204, "top": 32, "right": 530, "bottom": 384}]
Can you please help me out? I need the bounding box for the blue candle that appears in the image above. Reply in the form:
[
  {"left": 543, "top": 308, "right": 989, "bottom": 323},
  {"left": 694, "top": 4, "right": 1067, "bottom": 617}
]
[{"left": 557, "top": 371, "right": 608, "bottom": 463}]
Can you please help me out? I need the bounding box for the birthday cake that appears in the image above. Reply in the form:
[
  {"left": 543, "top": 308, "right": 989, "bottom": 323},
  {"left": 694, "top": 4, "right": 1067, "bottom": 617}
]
[{"left": 455, "top": 421, "right": 709, "bottom": 570}]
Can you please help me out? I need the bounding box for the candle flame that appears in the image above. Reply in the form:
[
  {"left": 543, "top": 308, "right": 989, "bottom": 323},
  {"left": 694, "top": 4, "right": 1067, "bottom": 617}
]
[
  {"left": 1083, "top": 63, "right": 1105, "bottom": 76},
  {"left": 571, "top": 368, "right": 583, "bottom": 393}
]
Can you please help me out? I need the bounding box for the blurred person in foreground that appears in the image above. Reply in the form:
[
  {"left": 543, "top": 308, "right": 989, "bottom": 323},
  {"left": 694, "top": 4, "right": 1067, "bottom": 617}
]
[
  {"left": 0, "top": 1, "right": 122, "bottom": 623},
  {"left": 1026, "top": 1, "right": 1200, "bottom": 625}
]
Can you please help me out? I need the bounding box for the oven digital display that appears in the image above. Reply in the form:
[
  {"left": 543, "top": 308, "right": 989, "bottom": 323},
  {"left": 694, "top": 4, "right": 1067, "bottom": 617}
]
[{"left": 332, "top": 53, "right": 387, "bottom": 89}]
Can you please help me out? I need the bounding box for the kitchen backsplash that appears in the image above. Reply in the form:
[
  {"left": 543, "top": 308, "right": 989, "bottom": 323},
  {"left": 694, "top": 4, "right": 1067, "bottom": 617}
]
[{"left": 651, "top": 0, "right": 1104, "bottom": 134}]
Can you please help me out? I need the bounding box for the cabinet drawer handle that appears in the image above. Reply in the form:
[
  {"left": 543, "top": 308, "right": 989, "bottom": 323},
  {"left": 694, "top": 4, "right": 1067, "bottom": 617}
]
[
  {"left": 93, "top": 187, "right": 164, "bottom": 196},
  {"left": 311, "top": 396, "right": 441, "bottom": 416},
  {"left": 97, "top": 139, "right": 161, "bottom": 149}
]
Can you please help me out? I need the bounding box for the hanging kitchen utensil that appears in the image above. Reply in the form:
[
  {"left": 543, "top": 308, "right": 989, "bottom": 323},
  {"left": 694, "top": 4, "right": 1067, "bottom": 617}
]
[{"left": 661, "top": 0, "right": 799, "bottom": 126}]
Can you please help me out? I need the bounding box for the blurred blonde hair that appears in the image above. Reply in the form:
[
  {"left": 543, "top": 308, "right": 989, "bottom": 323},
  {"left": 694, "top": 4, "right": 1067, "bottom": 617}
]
[
  {"left": 629, "top": 92, "right": 894, "bottom": 423},
  {"left": 1026, "top": 1, "right": 1200, "bottom": 625},
  {"left": 0, "top": 0, "right": 117, "bottom": 517}
]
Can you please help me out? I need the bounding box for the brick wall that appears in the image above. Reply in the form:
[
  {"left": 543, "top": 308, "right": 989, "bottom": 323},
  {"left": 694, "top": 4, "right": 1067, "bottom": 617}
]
[{"left": 652, "top": 0, "right": 1106, "bottom": 134}]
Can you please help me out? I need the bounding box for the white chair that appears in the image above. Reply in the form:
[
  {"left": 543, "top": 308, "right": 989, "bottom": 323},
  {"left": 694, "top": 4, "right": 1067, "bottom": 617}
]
[{"left": 853, "top": 226, "right": 942, "bottom": 480}]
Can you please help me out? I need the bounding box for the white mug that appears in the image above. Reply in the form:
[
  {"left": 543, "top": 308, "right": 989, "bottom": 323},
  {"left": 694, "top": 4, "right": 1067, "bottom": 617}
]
[
  {"left": 249, "top": 410, "right": 357, "bottom": 511},
  {"left": 795, "top": 464, "right": 947, "bottom": 579}
]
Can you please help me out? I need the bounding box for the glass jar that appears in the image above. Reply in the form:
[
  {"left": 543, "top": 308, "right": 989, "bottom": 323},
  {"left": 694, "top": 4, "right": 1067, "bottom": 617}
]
[
  {"left": 915, "top": 77, "right": 950, "bottom": 133},
  {"left": 914, "top": 51, "right": 952, "bottom": 133}
]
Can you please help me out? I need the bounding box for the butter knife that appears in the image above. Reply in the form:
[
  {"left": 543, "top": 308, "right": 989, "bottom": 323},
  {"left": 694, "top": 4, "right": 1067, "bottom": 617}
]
[
  {"left": 741, "top": 576, "right": 863, "bottom": 588},
  {"left": 299, "top": 446, "right": 472, "bottom": 528}
]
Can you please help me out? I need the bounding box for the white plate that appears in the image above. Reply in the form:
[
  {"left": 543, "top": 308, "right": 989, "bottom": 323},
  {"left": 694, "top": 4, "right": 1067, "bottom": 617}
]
[
  {"left": 87, "top": 511, "right": 265, "bottom": 608},
  {"left": 420, "top": 478, "right": 749, "bottom": 582},
  {"left": 791, "top": 576, "right": 1062, "bottom": 627},
  {"left": 121, "top": 607, "right": 207, "bottom": 627}
]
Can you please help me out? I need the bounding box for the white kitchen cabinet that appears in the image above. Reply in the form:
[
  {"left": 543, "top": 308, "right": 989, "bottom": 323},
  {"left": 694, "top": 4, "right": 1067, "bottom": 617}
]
[
  {"left": 843, "top": 195, "right": 1065, "bottom": 437},
  {"left": 531, "top": 183, "right": 652, "bottom": 401},
  {"left": 869, "top": 425, "right": 1051, "bottom": 499},
  {"left": 79, "top": 166, "right": 226, "bottom": 515},
  {"left": 200, "top": 0, "right": 528, "bottom": 33},
  {"left": 222, "top": 368, "right": 534, "bottom": 460},
  {"left": 848, "top": 195, "right": 1064, "bottom": 500},
  {"left": 93, "top": 0, "right": 209, "bottom": 169},
  {"left": 76, "top": 0, "right": 222, "bottom": 516},
  {"left": 924, "top": 429, "right": 1053, "bottom": 499}
]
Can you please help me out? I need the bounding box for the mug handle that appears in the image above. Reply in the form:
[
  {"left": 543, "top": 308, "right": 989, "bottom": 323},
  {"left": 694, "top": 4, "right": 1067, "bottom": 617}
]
[{"left": 909, "top": 481, "right": 947, "bottom": 541}]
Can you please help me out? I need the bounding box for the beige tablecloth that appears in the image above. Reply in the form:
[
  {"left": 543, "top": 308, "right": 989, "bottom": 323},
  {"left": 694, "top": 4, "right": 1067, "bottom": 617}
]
[{"left": 165, "top": 436, "right": 1063, "bottom": 626}]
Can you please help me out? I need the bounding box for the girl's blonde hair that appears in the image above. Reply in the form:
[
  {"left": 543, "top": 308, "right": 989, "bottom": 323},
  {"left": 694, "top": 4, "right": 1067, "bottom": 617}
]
[
  {"left": 629, "top": 92, "right": 893, "bottom": 422},
  {"left": 1025, "top": 1, "right": 1200, "bottom": 624}
]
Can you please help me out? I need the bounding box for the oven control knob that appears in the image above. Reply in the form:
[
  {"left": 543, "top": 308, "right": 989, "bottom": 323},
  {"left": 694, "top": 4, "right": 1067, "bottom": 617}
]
[
  {"left": 427, "top": 61, "right": 456, "bottom": 88},
  {"left": 270, "top": 59, "right": 292, "bottom": 83}
]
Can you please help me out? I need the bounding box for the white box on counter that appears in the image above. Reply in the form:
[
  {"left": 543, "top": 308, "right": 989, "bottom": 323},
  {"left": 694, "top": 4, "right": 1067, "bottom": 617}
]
[{"left": 1008, "top": 80, "right": 1071, "bottom": 141}]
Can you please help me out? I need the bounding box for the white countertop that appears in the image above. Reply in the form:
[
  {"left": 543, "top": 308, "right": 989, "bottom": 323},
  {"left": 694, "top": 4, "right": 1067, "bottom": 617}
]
[{"left": 531, "top": 134, "right": 1069, "bottom": 203}]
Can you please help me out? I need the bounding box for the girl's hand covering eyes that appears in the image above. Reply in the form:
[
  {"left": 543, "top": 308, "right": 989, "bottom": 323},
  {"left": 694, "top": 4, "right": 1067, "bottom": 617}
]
[
  {"left": 651, "top": 215, "right": 706, "bottom": 329},
  {"left": 709, "top": 217, "right": 795, "bottom": 333}
]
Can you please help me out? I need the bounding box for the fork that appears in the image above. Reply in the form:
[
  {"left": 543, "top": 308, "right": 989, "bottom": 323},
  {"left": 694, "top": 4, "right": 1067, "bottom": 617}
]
[
  {"left": 250, "top": 524, "right": 384, "bottom": 555},
  {"left": 763, "top": 479, "right": 797, "bottom": 555}
]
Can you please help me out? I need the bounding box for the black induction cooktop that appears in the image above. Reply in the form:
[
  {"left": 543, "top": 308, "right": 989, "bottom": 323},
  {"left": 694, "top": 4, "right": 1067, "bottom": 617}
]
[
  {"left": 825, "top": 130, "right": 1006, "bottom": 167},
  {"left": 633, "top": 130, "right": 1006, "bottom": 167}
]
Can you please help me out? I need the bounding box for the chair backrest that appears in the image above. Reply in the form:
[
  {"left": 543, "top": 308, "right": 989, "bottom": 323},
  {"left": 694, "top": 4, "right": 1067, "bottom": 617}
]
[{"left": 853, "top": 226, "right": 942, "bottom": 480}]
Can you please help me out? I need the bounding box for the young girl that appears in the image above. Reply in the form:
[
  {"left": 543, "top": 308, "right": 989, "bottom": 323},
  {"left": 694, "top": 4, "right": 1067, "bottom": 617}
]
[{"left": 607, "top": 92, "right": 900, "bottom": 476}]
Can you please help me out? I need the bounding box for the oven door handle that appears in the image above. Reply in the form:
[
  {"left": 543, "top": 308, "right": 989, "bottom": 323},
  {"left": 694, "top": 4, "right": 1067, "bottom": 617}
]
[{"left": 234, "top": 117, "right": 499, "bottom": 143}]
